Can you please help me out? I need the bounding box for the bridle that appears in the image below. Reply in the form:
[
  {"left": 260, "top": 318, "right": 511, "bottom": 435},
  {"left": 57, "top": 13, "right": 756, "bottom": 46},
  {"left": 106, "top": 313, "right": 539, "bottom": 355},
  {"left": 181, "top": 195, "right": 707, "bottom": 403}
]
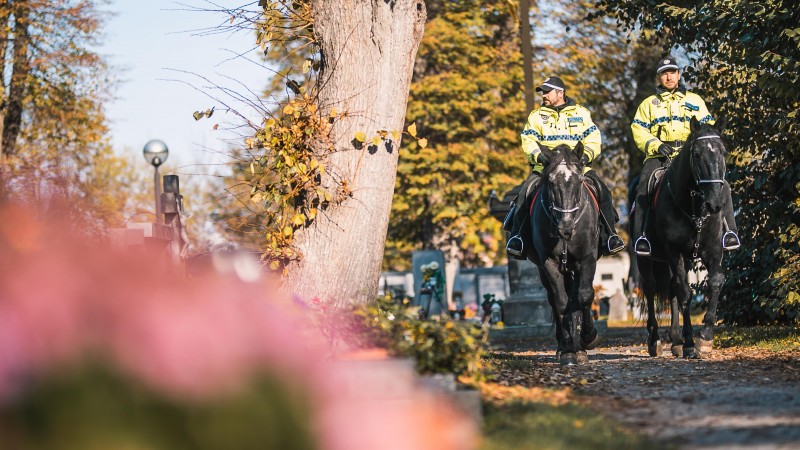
[
  {"left": 540, "top": 163, "right": 587, "bottom": 229},
  {"left": 539, "top": 162, "right": 589, "bottom": 272},
  {"left": 666, "top": 132, "right": 726, "bottom": 257}
]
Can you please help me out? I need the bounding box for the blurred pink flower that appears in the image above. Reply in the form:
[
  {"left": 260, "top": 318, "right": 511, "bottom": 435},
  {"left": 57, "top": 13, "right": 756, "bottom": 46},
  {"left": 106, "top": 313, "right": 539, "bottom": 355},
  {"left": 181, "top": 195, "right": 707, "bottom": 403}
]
[{"left": 0, "top": 203, "right": 477, "bottom": 449}]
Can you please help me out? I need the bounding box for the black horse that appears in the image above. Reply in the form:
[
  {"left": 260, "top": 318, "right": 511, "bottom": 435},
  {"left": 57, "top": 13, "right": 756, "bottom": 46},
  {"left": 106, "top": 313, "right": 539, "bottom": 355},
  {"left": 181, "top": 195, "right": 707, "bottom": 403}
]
[
  {"left": 631, "top": 117, "right": 729, "bottom": 359},
  {"left": 528, "top": 142, "right": 600, "bottom": 366}
]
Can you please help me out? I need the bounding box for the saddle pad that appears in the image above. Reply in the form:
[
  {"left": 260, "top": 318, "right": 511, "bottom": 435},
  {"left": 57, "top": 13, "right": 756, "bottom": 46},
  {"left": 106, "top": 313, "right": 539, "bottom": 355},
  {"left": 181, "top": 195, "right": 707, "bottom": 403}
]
[{"left": 647, "top": 167, "right": 668, "bottom": 204}]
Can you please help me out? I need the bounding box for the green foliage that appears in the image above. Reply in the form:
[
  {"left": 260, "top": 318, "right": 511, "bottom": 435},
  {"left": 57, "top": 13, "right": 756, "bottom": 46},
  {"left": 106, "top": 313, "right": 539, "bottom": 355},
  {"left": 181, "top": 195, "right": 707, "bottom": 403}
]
[
  {"left": 595, "top": 0, "right": 800, "bottom": 324},
  {"left": 716, "top": 326, "right": 800, "bottom": 352},
  {"left": 481, "top": 401, "right": 670, "bottom": 450},
  {"left": 0, "top": 1, "right": 135, "bottom": 231},
  {"left": 386, "top": 1, "right": 528, "bottom": 269},
  {"left": 205, "top": 1, "right": 353, "bottom": 270},
  {"left": 0, "top": 365, "right": 314, "bottom": 450},
  {"left": 348, "top": 297, "right": 490, "bottom": 377}
]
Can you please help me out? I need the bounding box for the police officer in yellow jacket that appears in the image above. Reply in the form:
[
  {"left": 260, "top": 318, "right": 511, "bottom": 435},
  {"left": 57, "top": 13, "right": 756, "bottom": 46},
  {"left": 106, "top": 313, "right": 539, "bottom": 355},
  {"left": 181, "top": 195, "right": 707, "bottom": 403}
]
[
  {"left": 630, "top": 56, "right": 740, "bottom": 255},
  {"left": 506, "top": 76, "right": 625, "bottom": 258}
]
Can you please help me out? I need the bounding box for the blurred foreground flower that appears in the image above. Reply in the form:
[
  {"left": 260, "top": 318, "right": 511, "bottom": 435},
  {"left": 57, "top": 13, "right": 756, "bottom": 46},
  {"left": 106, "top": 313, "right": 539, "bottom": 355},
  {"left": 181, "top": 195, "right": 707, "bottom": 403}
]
[{"left": 0, "top": 204, "right": 476, "bottom": 449}]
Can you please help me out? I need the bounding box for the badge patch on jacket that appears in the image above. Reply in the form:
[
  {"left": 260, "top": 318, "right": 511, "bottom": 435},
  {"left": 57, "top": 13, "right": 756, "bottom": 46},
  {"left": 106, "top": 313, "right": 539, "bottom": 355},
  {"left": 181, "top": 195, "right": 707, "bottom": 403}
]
[
  {"left": 684, "top": 102, "right": 699, "bottom": 111},
  {"left": 540, "top": 114, "right": 549, "bottom": 122},
  {"left": 651, "top": 98, "right": 661, "bottom": 106}
]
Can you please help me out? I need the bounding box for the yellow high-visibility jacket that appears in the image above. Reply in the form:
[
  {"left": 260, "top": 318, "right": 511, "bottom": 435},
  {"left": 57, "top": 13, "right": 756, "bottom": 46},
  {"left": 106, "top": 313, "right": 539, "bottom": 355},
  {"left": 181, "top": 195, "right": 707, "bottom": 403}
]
[
  {"left": 631, "top": 87, "right": 715, "bottom": 160},
  {"left": 520, "top": 99, "right": 601, "bottom": 173}
]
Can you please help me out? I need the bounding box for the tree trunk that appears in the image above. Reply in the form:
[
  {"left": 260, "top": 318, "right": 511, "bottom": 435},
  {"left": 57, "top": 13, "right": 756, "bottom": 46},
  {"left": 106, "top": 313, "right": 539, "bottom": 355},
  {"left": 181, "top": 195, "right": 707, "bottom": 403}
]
[
  {"left": 285, "top": 0, "right": 426, "bottom": 306},
  {"left": 519, "top": 0, "right": 534, "bottom": 113},
  {"left": 3, "top": 3, "right": 31, "bottom": 157},
  {"left": 0, "top": 1, "right": 11, "bottom": 150},
  {"left": 625, "top": 43, "right": 660, "bottom": 290}
]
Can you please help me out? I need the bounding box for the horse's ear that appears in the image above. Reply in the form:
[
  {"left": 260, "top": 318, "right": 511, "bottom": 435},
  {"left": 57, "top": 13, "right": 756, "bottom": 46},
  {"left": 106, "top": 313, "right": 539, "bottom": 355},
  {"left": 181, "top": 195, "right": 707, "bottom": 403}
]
[
  {"left": 573, "top": 142, "right": 584, "bottom": 161},
  {"left": 715, "top": 116, "right": 727, "bottom": 133},
  {"left": 538, "top": 143, "right": 554, "bottom": 166},
  {"left": 690, "top": 116, "right": 699, "bottom": 133}
]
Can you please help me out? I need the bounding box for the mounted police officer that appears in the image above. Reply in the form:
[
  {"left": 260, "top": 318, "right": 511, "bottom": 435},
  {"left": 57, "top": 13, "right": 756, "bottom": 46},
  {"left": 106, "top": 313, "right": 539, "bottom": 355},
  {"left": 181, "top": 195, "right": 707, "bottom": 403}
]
[
  {"left": 505, "top": 76, "right": 625, "bottom": 259},
  {"left": 630, "top": 56, "right": 740, "bottom": 255}
]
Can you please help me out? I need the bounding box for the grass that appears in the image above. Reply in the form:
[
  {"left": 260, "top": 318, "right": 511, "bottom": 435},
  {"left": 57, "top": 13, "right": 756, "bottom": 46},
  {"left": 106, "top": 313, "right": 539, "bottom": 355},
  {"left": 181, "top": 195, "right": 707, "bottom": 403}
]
[
  {"left": 716, "top": 326, "right": 800, "bottom": 352},
  {"left": 480, "top": 400, "right": 673, "bottom": 450}
]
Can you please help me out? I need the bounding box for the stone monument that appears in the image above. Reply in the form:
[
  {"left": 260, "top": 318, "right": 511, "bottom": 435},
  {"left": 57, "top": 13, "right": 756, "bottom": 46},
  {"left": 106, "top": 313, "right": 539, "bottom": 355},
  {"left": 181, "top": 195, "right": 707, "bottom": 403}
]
[{"left": 487, "top": 187, "right": 553, "bottom": 339}]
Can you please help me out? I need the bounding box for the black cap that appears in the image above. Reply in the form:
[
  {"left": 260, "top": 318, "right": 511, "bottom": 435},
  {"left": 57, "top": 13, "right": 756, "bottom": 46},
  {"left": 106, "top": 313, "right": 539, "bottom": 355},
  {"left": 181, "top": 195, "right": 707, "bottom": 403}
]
[
  {"left": 656, "top": 56, "right": 680, "bottom": 74},
  {"left": 535, "top": 76, "right": 566, "bottom": 93}
]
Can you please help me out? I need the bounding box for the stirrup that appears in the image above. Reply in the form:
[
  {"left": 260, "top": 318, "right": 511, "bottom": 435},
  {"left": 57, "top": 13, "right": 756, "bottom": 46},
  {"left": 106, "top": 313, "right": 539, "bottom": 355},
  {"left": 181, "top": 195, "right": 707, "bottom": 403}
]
[
  {"left": 634, "top": 236, "right": 651, "bottom": 256},
  {"left": 722, "top": 230, "right": 741, "bottom": 251},
  {"left": 607, "top": 234, "right": 625, "bottom": 255},
  {"left": 506, "top": 235, "right": 524, "bottom": 257}
]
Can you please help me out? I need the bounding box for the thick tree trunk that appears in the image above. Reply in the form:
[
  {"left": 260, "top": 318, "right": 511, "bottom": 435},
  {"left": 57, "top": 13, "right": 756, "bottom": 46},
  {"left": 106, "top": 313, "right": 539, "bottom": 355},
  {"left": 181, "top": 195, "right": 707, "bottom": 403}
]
[{"left": 285, "top": 0, "right": 426, "bottom": 306}]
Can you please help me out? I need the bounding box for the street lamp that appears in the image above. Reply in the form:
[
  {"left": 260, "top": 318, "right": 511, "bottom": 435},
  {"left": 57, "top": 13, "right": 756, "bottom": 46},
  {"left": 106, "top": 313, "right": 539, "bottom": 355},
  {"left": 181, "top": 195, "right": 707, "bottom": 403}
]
[{"left": 143, "top": 140, "right": 169, "bottom": 224}]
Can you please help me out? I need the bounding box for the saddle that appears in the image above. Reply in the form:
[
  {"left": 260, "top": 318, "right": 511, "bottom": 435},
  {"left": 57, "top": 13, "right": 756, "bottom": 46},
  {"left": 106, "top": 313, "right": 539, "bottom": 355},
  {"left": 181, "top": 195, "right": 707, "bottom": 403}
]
[{"left": 645, "top": 167, "right": 668, "bottom": 206}]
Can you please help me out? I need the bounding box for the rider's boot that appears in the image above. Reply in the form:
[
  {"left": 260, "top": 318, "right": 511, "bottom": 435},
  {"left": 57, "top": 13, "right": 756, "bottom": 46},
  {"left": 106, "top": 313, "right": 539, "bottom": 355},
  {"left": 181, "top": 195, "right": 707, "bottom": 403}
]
[
  {"left": 723, "top": 231, "right": 741, "bottom": 251},
  {"left": 587, "top": 171, "right": 626, "bottom": 256},
  {"left": 506, "top": 174, "right": 540, "bottom": 259},
  {"left": 632, "top": 200, "right": 652, "bottom": 256}
]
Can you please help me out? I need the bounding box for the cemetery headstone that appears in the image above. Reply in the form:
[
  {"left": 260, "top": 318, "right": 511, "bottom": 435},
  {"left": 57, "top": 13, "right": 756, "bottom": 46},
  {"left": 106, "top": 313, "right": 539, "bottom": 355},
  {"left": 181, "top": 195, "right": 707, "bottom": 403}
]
[
  {"left": 411, "top": 250, "right": 447, "bottom": 315},
  {"left": 608, "top": 289, "right": 629, "bottom": 321}
]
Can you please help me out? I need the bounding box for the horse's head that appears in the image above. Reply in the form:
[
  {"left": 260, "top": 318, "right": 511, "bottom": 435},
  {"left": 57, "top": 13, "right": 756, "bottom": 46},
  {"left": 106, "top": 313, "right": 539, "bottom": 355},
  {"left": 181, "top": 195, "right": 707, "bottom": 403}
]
[
  {"left": 538, "top": 141, "right": 587, "bottom": 240},
  {"left": 686, "top": 116, "right": 728, "bottom": 214}
]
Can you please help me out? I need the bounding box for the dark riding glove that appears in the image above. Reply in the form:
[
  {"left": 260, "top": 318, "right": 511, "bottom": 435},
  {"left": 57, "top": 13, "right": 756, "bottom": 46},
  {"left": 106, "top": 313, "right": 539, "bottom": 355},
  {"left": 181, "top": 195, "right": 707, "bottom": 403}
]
[{"left": 657, "top": 143, "right": 673, "bottom": 158}]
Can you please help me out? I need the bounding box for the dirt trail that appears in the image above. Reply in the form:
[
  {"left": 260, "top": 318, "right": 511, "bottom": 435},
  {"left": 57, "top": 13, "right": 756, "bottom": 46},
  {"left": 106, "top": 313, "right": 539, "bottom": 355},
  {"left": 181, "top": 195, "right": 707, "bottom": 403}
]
[{"left": 494, "top": 327, "right": 800, "bottom": 450}]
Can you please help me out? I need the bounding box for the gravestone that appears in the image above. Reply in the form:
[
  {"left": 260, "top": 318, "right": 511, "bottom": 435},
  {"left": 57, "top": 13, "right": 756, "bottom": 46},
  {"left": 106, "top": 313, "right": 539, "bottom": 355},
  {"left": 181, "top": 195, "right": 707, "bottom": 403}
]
[
  {"left": 411, "top": 250, "right": 448, "bottom": 315},
  {"left": 487, "top": 187, "right": 552, "bottom": 338},
  {"left": 608, "top": 289, "right": 629, "bottom": 321}
]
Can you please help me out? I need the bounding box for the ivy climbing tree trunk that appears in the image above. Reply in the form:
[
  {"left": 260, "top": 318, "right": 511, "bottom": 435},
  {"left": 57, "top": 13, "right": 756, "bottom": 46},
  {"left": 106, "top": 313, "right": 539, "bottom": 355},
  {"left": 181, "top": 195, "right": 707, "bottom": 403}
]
[{"left": 285, "top": 0, "right": 427, "bottom": 306}]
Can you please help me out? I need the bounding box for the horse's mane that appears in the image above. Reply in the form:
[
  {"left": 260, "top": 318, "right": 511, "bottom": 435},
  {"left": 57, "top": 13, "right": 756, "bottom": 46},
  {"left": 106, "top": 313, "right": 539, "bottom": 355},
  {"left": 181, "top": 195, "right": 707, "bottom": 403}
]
[{"left": 541, "top": 144, "right": 582, "bottom": 178}]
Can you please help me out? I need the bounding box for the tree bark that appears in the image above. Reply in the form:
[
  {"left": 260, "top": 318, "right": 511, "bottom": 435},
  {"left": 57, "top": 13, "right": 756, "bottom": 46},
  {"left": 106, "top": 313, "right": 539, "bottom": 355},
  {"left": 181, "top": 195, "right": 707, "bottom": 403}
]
[
  {"left": 3, "top": 3, "right": 31, "bottom": 157},
  {"left": 285, "top": 0, "right": 426, "bottom": 306},
  {"left": 519, "top": 0, "right": 534, "bottom": 113}
]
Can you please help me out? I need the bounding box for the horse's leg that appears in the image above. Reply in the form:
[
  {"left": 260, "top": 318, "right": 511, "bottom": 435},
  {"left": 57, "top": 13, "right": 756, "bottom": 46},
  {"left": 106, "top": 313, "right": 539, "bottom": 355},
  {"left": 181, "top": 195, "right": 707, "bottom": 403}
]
[
  {"left": 566, "top": 271, "right": 589, "bottom": 364},
  {"left": 637, "top": 257, "right": 661, "bottom": 356},
  {"left": 577, "top": 256, "right": 599, "bottom": 358},
  {"left": 541, "top": 259, "right": 576, "bottom": 365},
  {"left": 699, "top": 252, "right": 725, "bottom": 355},
  {"left": 668, "top": 272, "right": 684, "bottom": 357},
  {"left": 538, "top": 267, "right": 564, "bottom": 360},
  {"left": 669, "top": 255, "right": 698, "bottom": 358}
]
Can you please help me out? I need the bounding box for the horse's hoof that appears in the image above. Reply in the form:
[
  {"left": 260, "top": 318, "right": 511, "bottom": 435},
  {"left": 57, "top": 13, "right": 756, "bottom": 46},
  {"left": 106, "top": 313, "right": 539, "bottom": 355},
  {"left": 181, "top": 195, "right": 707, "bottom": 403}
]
[
  {"left": 582, "top": 329, "right": 600, "bottom": 350},
  {"left": 560, "top": 352, "right": 578, "bottom": 366},
  {"left": 576, "top": 350, "right": 589, "bottom": 364},
  {"left": 648, "top": 340, "right": 662, "bottom": 357},
  {"left": 671, "top": 345, "right": 684, "bottom": 358},
  {"left": 684, "top": 347, "right": 701, "bottom": 359},
  {"left": 555, "top": 350, "right": 562, "bottom": 362},
  {"left": 697, "top": 338, "right": 713, "bottom": 355}
]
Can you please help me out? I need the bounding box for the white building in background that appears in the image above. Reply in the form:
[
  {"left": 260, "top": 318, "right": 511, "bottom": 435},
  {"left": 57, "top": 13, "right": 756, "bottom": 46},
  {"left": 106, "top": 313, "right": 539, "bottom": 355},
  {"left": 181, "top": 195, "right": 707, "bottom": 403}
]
[{"left": 594, "top": 253, "right": 630, "bottom": 299}]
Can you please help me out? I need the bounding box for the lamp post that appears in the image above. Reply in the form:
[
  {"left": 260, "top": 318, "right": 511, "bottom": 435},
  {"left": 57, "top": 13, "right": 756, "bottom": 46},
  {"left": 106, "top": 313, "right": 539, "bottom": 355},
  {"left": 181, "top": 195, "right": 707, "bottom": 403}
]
[{"left": 143, "top": 140, "right": 169, "bottom": 224}]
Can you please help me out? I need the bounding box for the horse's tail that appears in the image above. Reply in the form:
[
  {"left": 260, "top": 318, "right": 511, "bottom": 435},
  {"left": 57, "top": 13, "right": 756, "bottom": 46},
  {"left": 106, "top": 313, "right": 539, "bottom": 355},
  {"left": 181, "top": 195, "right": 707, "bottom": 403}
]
[{"left": 634, "top": 261, "right": 672, "bottom": 318}]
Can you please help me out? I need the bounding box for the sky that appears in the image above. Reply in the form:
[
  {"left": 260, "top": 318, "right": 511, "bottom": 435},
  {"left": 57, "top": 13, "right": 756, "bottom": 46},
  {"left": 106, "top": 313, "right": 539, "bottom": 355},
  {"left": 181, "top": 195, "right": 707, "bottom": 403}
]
[{"left": 101, "top": 0, "right": 270, "bottom": 173}]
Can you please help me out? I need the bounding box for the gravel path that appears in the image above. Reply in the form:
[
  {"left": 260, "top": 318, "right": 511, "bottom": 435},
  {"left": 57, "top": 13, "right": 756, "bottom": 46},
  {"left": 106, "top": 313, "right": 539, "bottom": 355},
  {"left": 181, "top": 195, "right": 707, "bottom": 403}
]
[{"left": 493, "top": 327, "right": 800, "bottom": 449}]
